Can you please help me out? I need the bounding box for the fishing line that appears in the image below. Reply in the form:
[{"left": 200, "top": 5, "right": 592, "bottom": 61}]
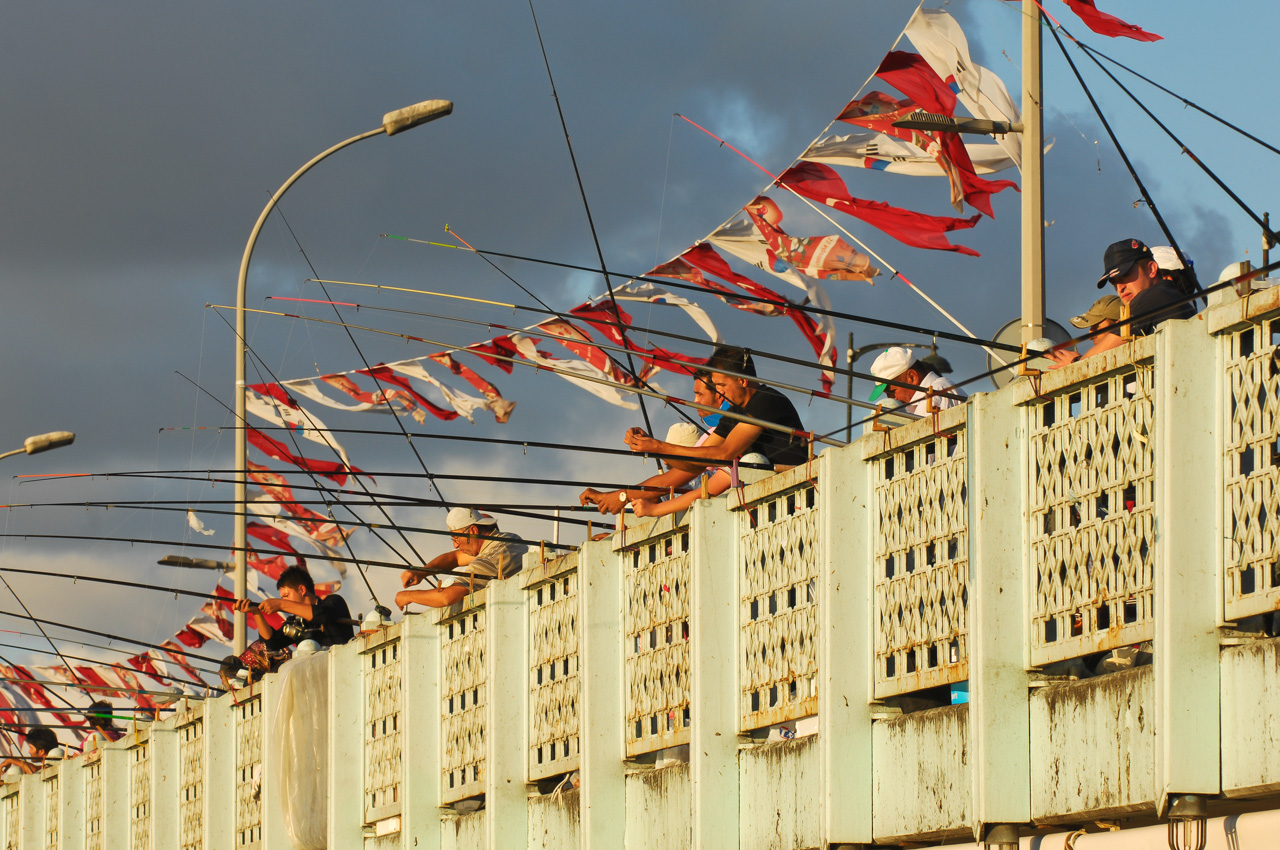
[
  {"left": 0, "top": 575, "right": 84, "bottom": 690},
  {"left": 525, "top": 0, "right": 660, "bottom": 450},
  {"left": 0, "top": 640, "right": 223, "bottom": 689},
  {"left": 265, "top": 296, "right": 953, "bottom": 406},
  {"left": 211, "top": 304, "right": 849, "bottom": 447},
  {"left": 392, "top": 240, "right": 1026, "bottom": 354},
  {"left": 0, "top": 608, "right": 228, "bottom": 666}
]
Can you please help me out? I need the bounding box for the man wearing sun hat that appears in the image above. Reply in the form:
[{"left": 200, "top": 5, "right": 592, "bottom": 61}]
[
  {"left": 396, "top": 507, "right": 529, "bottom": 609},
  {"left": 1047, "top": 294, "right": 1126, "bottom": 367},
  {"left": 868, "top": 346, "right": 965, "bottom": 417}
]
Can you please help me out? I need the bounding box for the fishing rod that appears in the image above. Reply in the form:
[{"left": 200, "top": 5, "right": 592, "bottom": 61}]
[
  {"left": 11, "top": 497, "right": 610, "bottom": 514},
  {"left": 0, "top": 674, "right": 199, "bottom": 702},
  {"left": 0, "top": 575, "right": 84, "bottom": 691},
  {"left": 271, "top": 204, "right": 452, "bottom": 516},
  {"left": 210, "top": 304, "right": 850, "bottom": 447},
  {"left": 202, "top": 317, "right": 426, "bottom": 592},
  {"left": 388, "top": 237, "right": 1025, "bottom": 354},
  {"left": 0, "top": 565, "right": 234, "bottom": 603},
  {"left": 0, "top": 640, "right": 222, "bottom": 689},
  {"left": 266, "top": 295, "right": 951, "bottom": 407},
  {"left": 164, "top": 424, "right": 773, "bottom": 471},
  {"left": 291, "top": 281, "right": 913, "bottom": 389},
  {"left": 0, "top": 607, "right": 237, "bottom": 667},
  {"left": 8, "top": 499, "right": 608, "bottom": 536}
]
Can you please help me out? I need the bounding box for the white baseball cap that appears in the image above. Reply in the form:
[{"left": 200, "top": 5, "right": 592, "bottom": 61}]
[
  {"left": 868, "top": 347, "right": 918, "bottom": 401},
  {"left": 446, "top": 507, "right": 497, "bottom": 532}
]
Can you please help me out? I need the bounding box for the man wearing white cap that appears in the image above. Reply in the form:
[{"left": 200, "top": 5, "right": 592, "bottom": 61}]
[
  {"left": 396, "top": 507, "right": 529, "bottom": 609},
  {"left": 868, "top": 347, "right": 965, "bottom": 417}
]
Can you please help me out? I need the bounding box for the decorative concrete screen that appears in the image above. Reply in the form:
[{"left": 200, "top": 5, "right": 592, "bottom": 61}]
[
  {"left": 623, "top": 521, "right": 692, "bottom": 756},
  {"left": 4, "top": 788, "right": 17, "bottom": 850},
  {"left": 870, "top": 415, "right": 970, "bottom": 698},
  {"left": 179, "top": 719, "right": 203, "bottom": 850},
  {"left": 235, "top": 696, "right": 263, "bottom": 848},
  {"left": 129, "top": 740, "right": 150, "bottom": 850},
  {"left": 364, "top": 635, "right": 403, "bottom": 822},
  {"left": 441, "top": 596, "right": 487, "bottom": 803},
  {"left": 1223, "top": 316, "right": 1280, "bottom": 620},
  {"left": 43, "top": 776, "right": 57, "bottom": 850},
  {"left": 85, "top": 758, "right": 101, "bottom": 850},
  {"left": 1030, "top": 356, "right": 1156, "bottom": 665},
  {"left": 736, "top": 469, "right": 820, "bottom": 730},
  {"left": 527, "top": 553, "right": 580, "bottom": 782}
]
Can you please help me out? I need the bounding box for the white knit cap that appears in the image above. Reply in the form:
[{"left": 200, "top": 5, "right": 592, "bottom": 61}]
[{"left": 868, "top": 347, "right": 918, "bottom": 401}]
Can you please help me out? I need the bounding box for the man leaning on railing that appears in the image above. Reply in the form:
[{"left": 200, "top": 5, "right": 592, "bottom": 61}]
[{"left": 397, "top": 508, "right": 528, "bottom": 610}]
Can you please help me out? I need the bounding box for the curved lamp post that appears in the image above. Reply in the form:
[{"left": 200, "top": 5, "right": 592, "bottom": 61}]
[
  {"left": 233, "top": 99, "right": 453, "bottom": 651},
  {"left": 0, "top": 431, "right": 75, "bottom": 461}
]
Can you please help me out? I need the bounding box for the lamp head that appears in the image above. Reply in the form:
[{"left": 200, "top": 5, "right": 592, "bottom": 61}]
[
  {"left": 23, "top": 431, "right": 74, "bottom": 455},
  {"left": 382, "top": 99, "right": 453, "bottom": 136}
]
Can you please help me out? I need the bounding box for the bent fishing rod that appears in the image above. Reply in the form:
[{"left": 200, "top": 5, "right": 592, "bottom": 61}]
[
  {"left": 0, "top": 639, "right": 223, "bottom": 690},
  {"left": 382, "top": 237, "right": 1025, "bottom": 355},
  {"left": 267, "top": 295, "right": 952, "bottom": 407},
  {"left": 211, "top": 304, "right": 850, "bottom": 448}
]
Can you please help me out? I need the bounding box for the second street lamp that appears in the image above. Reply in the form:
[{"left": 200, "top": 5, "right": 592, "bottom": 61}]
[{"left": 232, "top": 98, "right": 453, "bottom": 652}]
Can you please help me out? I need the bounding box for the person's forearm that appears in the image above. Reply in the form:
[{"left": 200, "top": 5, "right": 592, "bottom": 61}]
[
  {"left": 252, "top": 612, "right": 274, "bottom": 639},
  {"left": 274, "top": 598, "right": 315, "bottom": 622}
]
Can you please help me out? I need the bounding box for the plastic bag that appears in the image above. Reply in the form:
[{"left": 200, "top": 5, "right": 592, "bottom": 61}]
[{"left": 271, "top": 651, "right": 329, "bottom": 850}]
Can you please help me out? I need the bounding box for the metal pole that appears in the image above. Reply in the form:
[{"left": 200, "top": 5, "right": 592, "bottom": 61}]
[
  {"left": 845, "top": 332, "right": 854, "bottom": 439},
  {"left": 1021, "top": 0, "right": 1046, "bottom": 345}
]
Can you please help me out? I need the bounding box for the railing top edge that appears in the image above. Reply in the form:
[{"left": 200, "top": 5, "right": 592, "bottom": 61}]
[
  {"left": 1207, "top": 283, "right": 1280, "bottom": 334},
  {"left": 727, "top": 462, "right": 820, "bottom": 510},
  {"left": 173, "top": 700, "right": 205, "bottom": 725},
  {"left": 859, "top": 404, "right": 968, "bottom": 461},
  {"left": 432, "top": 587, "right": 488, "bottom": 626},
  {"left": 520, "top": 549, "right": 578, "bottom": 589},
  {"left": 1006, "top": 334, "right": 1157, "bottom": 406},
  {"left": 612, "top": 512, "right": 688, "bottom": 551},
  {"left": 360, "top": 621, "right": 402, "bottom": 652}
]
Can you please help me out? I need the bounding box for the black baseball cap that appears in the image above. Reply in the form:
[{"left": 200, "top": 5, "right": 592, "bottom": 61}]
[{"left": 1097, "top": 238, "right": 1154, "bottom": 288}]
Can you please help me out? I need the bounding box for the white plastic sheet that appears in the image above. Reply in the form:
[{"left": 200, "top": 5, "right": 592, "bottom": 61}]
[{"left": 271, "top": 650, "right": 329, "bottom": 850}]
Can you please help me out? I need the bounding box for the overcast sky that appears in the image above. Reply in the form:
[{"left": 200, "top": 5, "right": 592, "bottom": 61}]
[{"left": 0, "top": 0, "right": 1276, "bottom": 684}]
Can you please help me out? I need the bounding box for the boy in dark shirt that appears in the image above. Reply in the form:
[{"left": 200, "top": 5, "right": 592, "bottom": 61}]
[{"left": 234, "top": 567, "right": 355, "bottom": 651}]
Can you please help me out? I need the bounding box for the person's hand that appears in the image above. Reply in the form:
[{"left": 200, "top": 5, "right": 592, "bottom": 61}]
[
  {"left": 624, "top": 429, "right": 660, "bottom": 454},
  {"left": 1044, "top": 348, "right": 1080, "bottom": 369},
  {"left": 579, "top": 488, "right": 603, "bottom": 507},
  {"left": 631, "top": 498, "right": 658, "bottom": 518},
  {"left": 257, "top": 598, "right": 283, "bottom": 616},
  {"left": 401, "top": 569, "right": 425, "bottom": 589},
  {"left": 589, "top": 531, "right": 612, "bottom": 542},
  {"left": 395, "top": 590, "right": 413, "bottom": 611},
  {"left": 233, "top": 599, "right": 259, "bottom": 614},
  {"left": 598, "top": 490, "right": 627, "bottom": 515}
]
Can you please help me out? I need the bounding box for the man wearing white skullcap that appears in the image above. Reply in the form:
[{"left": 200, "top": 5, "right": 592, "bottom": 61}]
[{"left": 868, "top": 347, "right": 965, "bottom": 418}]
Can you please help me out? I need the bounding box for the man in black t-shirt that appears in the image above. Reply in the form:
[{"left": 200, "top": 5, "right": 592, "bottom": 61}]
[
  {"left": 618, "top": 345, "right": 808, "bottom": 485},
  {"left": 234, "top": 567, "right": 355, "bottom": 651},
  {"left": 1096, "top": 238, "right": 1196, "bottom": 335}
]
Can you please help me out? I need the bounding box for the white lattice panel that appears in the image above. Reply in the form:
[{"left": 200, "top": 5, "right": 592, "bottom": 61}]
[
  {"left": 235, "top": 698, "right": 262, "bottom": 848},
  {"left": 441, "top": 604, "right": 486, "bottom": 804},
  {"left": 738, "top": 480, "right": 820, "bottom": 729},
  {"left": 4, "top": 791, "right": 17, "bottom": 850},
  {"left": 130, "top": 742, "right": 150, "bottom": 850},
  {"left": 365, "top": 639, "right": 403, "bottom": 819},
  {"left": 84, "top": 760, "right": 101, "bottom": 850},
  {"left": 624, "top": 527, "right": 691, "bottom": 756},
  {"left": 1224, "top": 318, "right": 1280, "bottom": 620},
  {"left": 179, "top": 721, "right": 203, "bottom": 850},
  {"left": 1030, "top": 364, "right": 1156, "bottom": 666},
  {"left": 528, "top": 560, "right": 580, "bottom": 781},
  {"left": 43, "top": 776, "right": 57, "bottom": 850},
  {"left": 873, "top": 429, "right": 969, "bottom": 698}
]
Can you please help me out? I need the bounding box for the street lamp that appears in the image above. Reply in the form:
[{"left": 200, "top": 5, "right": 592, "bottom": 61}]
[
  {"left": 233, "top": 98, "right": 453, "bottom": 652},
  {"left": 157, "top": 555, "right": 234, "bottom": 572},
  {"left": 0, "top": 431, "right": 75, "bottom": 461}
]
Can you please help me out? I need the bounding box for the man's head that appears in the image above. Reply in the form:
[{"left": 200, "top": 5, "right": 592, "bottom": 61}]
[
  {"left": 1070, "top": 294, "right": 1124, "bottom": 332},
  {"left": 1097, "top": 238, "right": 1158, "bottom": 303},
  {"left": 86, "top": 701, "right": 116, "bottom": 731},
  {"left": 25, "top": 727, "right": 57, "bottom": 758},
  {"left": 446, "top": 507, "right": 498, "bottom": 556},
  {"left": 705, "top": 346, "right": 756, "bottom": 408},
  {"left": 691, "top": 369, "right": 726, "bottom": 426},
  {"left": 276, "top": 566, "right": 315, "bottom": 602},
  {"left": 868, "top": 347, "right": 925, "bottom": 405}
]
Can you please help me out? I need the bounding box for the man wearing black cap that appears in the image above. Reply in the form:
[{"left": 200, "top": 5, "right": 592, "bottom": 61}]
[{"left": 1097, "top": 238, "right": 1195, "bottom": 335}]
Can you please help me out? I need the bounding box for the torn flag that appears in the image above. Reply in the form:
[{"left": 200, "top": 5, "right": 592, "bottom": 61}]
[{"left": 1062, "top": 0, "right": 1161, "bottom": 41}]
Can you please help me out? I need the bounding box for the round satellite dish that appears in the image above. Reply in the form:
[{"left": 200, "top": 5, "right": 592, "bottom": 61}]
[{"left": 986, "top": 318, "right": 1071, "bottom": 390}]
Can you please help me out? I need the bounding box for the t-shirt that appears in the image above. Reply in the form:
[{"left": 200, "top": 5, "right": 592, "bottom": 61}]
[
  {"left": 905, "top": 373, "right": 966, "bottom": 417},
  {"left": 1129, "top": 283, "right": 1195, "bottom": 335},
  {"left": 712, "top": 385, "right": 807, "bottom": 468},
  {"left": 264, "top": 593, "right": 355, "bottom": 651},
  {"left": 441, "top": 530, "right": 529, "bottom": 590}
]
